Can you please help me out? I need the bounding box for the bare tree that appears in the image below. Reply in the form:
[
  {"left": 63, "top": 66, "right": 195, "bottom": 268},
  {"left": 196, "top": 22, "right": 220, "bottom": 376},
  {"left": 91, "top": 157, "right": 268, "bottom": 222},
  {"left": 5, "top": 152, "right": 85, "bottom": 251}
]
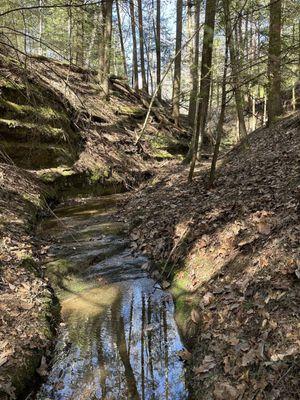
[
  {"left": 137, "top": 0, "right": 147, "bottom": 92},
  {"left": 116, "top": 0, "right": 128, "bottom": 79},
  {"left": 129, "top": 0, "right": 139, "bottom": 90},
  {"left": 172, "top": 0, "right": 183, "bottom": 126},
  {"left": 188, "top": 0, "right": 200, "bottom": 126},
  {"left": 155, "top": 0, "right": 162, "bottom": 100},
  {"left": 188, "top": 0, "right": 217, "bottom": 182},
  {"left": 267, "top": 0, "right": 282, "bottom": 124},
  {"left": 99, "top": 0, "right": 113, "bottom": 99}
]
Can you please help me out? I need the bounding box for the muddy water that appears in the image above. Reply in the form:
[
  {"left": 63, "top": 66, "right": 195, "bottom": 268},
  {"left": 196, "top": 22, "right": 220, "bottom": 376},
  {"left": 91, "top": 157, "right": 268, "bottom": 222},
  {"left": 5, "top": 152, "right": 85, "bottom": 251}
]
[{"left": 37, "top": 196, "right": 188, "bottom": 400}]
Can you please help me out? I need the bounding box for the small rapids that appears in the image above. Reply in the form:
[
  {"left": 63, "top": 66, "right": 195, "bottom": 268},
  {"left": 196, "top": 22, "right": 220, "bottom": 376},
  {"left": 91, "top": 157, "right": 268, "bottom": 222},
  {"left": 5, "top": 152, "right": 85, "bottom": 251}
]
[{"left": 36, "top": 195, "right": 188, "bottom": 400}]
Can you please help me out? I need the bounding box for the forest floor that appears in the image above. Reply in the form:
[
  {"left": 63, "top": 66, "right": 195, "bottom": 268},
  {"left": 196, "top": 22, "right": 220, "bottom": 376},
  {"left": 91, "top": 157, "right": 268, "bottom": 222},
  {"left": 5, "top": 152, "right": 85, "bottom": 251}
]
[
  {"left": 120, "top": 112, "right": 300, "bottom": 399},
  {"left": 1, "top": 52, "right": 299, "bottom": 399},
  {"left": 0, "top": 52, "right": 189, "bottom": 399},
  {"left": 0, "top": 165, "right": 57, "bottom": 399}
]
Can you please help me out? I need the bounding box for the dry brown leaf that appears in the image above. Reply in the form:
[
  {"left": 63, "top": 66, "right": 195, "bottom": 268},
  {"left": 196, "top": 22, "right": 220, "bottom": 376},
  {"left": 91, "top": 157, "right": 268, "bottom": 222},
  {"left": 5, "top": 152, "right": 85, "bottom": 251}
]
[
  {"left": 195, "top": 355, "right": 216, "bottom": 374},
  {"left": 213, "top": 382, "right": 239, "bottom": 399},
  {"left": 257, "top": 222, "right": 272, "bottom": 235},
  {"left": 241, "top": 349, "right": 256, "bottom": 366},
  {"left": 178, "top": 349, "right": 192, "bottom": 361},
  {"left": 203, "top": 292, "right": 214, "bottom": 305},
  {"left": 190, "top": 308, "right": 201, "bottom": 324}
]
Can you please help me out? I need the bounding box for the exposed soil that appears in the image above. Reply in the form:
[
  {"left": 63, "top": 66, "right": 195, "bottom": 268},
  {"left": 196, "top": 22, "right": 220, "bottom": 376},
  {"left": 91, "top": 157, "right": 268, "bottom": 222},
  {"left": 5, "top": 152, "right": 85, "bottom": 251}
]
[{"left": 120, "top": 113, "right": 300, "bottom": 399}]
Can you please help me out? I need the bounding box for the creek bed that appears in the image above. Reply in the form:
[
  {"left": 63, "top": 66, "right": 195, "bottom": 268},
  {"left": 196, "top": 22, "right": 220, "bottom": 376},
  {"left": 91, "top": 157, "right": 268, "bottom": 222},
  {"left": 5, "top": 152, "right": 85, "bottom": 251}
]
[{"left": 36, "top": 195, "right": 188, "bottom": 400}]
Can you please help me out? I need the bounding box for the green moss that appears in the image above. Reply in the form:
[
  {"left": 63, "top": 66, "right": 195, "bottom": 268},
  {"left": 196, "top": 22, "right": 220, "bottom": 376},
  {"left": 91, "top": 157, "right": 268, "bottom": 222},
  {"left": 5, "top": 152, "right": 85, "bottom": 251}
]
[
  {"left": 37, "top": 167, "right": 76, "bottom": 183},
  {"left": 0, "top": 141, "right": 75, "bottom": 169},
  {"left": 46, "top": 258, "right": 72, "bottom": 277},
  {"left": 19, "top": 255, "right": 41, "bottom": 277},
  {"left": 89, "top": 169, "right": 102, "bottom": 183},
  {"left": 0, "top": 78, "right": 25, "bottom": 90},
  {"left": 117, "top": 104, "right": 146, "bottom": 117},
  {"left": 0, "top": 118, "right": 66, "bottom": 139},
  {"left": 152, "top": 148, "right": 174, "bottom": 159},
  {"left": 148, "top": 131, "right": 188, "bottom": 158}
]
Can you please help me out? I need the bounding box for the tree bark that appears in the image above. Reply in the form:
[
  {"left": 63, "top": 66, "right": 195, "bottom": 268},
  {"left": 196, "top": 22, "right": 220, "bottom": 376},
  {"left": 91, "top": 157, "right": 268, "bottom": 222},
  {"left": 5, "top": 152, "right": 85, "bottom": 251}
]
[
  {"left": 226, "top": 2, "right": 247, "bottom": 139},
  {"left": 85, "top": 6, "right": 101, "bottom": 68},
  {"left": 129, "top": 0, "right": 139, "bottom": 90},
  {"left": 209, "top": 41, "right": 229, "bottom": 186},
  {"left": 155, "top": 0, "right": 162, "bottom": 100},
  {"left": 188, "top": 0, "right": 217, "bottom": 181},
  {"left": 137, "top": 0, "right": 147, "bottom": 92},
  {"left": 172, "top": 0, "right": 183, "bottom": 126},
  {"left": 100, "top": 0, "right": 113, "bottom": 100},
  {"left": 116, "top": 0, "right": 128, "bottom": 79},
  {"left": 188, "top": 0, "right": 200, "bottom": 126},
  {"left": 267, "top": 0, "right": 282, "bottom": 124}
]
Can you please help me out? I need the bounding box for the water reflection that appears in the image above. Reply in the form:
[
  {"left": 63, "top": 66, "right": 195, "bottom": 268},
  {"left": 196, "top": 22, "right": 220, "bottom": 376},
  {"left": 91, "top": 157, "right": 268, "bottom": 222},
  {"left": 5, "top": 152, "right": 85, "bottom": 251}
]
[{"left": 37, "top": 196, "right": 188, "bottom": 400}]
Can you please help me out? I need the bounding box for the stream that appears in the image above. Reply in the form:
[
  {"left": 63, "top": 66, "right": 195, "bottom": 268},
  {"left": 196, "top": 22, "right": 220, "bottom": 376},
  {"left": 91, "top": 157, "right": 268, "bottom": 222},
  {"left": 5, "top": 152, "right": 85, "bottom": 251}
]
[{"left": 36, "top": 195, "right": 188, "bottom": 400}]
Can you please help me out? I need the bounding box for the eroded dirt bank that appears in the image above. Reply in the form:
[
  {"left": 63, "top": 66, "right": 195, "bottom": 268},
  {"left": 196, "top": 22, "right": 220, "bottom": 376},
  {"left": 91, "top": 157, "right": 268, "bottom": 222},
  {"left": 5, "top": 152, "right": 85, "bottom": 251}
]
[{"left": 120, "top": 113, "right": 300, "bottom": 399}]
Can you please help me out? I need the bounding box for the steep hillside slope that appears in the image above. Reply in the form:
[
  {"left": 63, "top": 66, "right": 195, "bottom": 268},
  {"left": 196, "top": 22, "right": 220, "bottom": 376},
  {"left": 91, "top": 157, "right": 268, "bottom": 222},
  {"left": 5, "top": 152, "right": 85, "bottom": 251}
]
[
  {"left": 121, "top": 113, "right": 300, "bottom": 399},
  {"left": 0, "top": 53, "right": 189, "bottom": 195}
]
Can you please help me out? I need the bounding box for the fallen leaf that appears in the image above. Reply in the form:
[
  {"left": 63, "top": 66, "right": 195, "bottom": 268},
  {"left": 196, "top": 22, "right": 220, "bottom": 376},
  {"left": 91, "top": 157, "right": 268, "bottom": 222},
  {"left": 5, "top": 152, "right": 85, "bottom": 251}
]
[
  {"left": 190, "top": 308, "right": 201, "bottom": 324},
  {"left": 257, "top": 222, "right": 271, "bottom": 235},
  {"left": 241, "top": 349, "right": 256, "bottom": 366},
  {"left": 213, "top": 382, "right": 239, "bottom": 399},
  {"left": 195, "top": 355, "right": 216, "bottom": 374},
  {"left": 178, "top": 349, "right": 192, "bottom": 361},
  {"left": 203, "top": 292, "right": 214, "bottom": 305},
  {"left": 36, "top": 356, "right": 48, "bottom": 377}
]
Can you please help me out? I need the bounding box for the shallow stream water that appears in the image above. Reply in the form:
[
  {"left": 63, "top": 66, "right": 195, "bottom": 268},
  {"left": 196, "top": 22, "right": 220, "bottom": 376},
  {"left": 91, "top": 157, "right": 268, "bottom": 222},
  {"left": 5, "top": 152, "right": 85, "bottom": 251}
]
[{"left": 36, "top": 195, "right": 188, "bottom": 400}]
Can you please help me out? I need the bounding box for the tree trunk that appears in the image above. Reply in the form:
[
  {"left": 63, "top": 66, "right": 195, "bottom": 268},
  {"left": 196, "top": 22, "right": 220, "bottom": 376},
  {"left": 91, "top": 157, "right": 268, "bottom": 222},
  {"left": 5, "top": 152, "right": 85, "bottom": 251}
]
[
  {"left": 85, "top": 6, "right": 101, "bottom": 68},
  {"left": 267, "top": 0, "right": 282, "bottom": 124},
  {"left": 188, "top": 0, "right": 217, "bottom": 181},
  {"left": 137, "top": 0, "right": 147, "bottom": 92},
  {"left": 100, "top": 0, "right": 113, "bottom": 100},
  {"left": 38, "top": 0, "right": 43, "bottom": 55},
  {"left": 209, "top": 41, "right": 229, "bottom": 186},
  {"left": 116, "top": 0, "right": 128, "bottom": 79},
  {"left": 129, "top": 0, "right": 139, "bottom": 90},
  {"left": 226, "top": 4, "right": 247, "bottom": 139},
  {"left": 172, "top": 0, "right": 183, "bottom": 126},
  {"left": 155, "top": 0, "right": 162, "bottom": 100},
  {"left": 188, "top": 0, "right": 200, "bottom": 126}
]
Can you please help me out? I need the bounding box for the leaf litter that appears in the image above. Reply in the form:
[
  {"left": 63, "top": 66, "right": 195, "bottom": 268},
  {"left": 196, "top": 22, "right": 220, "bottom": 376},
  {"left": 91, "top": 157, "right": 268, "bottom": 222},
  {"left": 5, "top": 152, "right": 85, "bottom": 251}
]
[{"left": 119, "top": 113, "right": 300, "bottom": 399}]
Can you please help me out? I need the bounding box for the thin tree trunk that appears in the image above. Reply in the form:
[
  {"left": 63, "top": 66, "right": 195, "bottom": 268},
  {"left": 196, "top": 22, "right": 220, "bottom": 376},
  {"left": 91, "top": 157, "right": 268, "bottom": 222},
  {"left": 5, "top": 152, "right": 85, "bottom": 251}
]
[
  {"left": 67, "top": 4, "right": 73, "bottom": 62},
  {"left": 172, "top": 0, "right": 183, "bottom": 126},
  {"left": 188, "top": 0, "right": 217, "bottom": 182},
  {"left": 209, "top": 42, "right": 229, "bottom": 186},
  {"left": 188, "top": 0, "right": 200, "bottom": 126},
  {"left": 116, "top": 0, "right": 128, "bottom": 79},
  {"left": 227, "top": 5, "right": 247, "bottom": 138},
  {"left": 38, "top": 0, "right": 43, "bottom": 55},
  {"left": 98, "top": 1, "right": 105, "bottom": 81},
  {"left": 267, "top": 0, "right": 282, "bottom": 124},
  {"left": 129, "top": 0, "right": 139, "bottom": 90},
  {"left": 137, "top": 0, "right": 147, "bottom": 92},
  {"left": 100, "top": 0, "right": 113, "bottom": 100},
  {"left": 85, "top": 6, "right": 100, "bottom": 68},
  {"left": 155, "top": 0, "right": 162, "bottom": 100}
]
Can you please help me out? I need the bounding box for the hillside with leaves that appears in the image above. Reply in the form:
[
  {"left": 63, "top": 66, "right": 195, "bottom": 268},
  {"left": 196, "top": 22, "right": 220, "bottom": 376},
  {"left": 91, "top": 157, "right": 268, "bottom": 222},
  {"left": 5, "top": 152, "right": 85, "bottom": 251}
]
[{"left": 120, "top": 113, "right": 300, "bottom": 399}]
